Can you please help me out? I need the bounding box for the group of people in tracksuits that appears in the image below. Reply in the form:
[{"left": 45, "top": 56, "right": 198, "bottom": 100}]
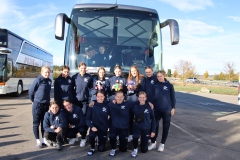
[{"left": 29, "top": 62, "right": 176, "bottom": 158}]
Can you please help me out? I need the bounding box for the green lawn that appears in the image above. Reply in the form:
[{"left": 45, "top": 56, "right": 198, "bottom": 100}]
[{"left": 173, "top": 83, "right": 238, "bottom": 95}]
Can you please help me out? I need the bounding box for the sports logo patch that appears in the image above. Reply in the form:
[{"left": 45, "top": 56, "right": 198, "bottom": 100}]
[
  {"left": 102, "top": 107, "right": 107, "bottom": 112},
  {"left": 151, "top": 80, "right": 154, "bottom": 84},
  {"left": 144, "top": 109, "right": 149, "bottom": 113},
  {"left": 55, "top": 116, "right": 59, "bottom": 121},
  {"left": 84, "top": 78, "right": 88, "bottom": 82},
  {"left": 121, "top": 106, "right": 126, "bottom": 109},
  {"left": 163, "top": 86, "right": 168, "bottom": 90},
  {"left": 73, "top": 114, "right": 78, "bottom": 118},
  {"left": 68, "top": 79, "right": 71, "bottom": 83}
]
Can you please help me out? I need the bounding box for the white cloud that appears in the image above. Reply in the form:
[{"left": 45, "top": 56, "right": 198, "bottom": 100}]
[
  {"left": 161, "top": 19, "right": 240, "bottom": 75},
  {"left": 159, "top": 0, "right": 214, "bottom": 12},
  {"left": 228, "top": 16, "right": 240, "bottom": 22}
]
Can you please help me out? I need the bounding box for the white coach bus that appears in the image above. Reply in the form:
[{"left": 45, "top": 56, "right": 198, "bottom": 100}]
[{"left": 0, "top": 28, "right": 53, "bottom": 96}]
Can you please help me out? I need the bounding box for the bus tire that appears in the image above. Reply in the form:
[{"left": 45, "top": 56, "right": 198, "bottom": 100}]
[{"left": 14, "top": 82, "right": 23, "bottom": 97}]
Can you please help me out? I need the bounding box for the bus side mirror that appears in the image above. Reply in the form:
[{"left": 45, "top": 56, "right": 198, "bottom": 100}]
[
  {"left": 55, "top": 13, "right": 70, "bottom": 40},
  {"left": 0, "top": 48, "right": 12, "bottom": 54},
  {"left": 160, "top": 19, "right": 179, "bottom": 45}
]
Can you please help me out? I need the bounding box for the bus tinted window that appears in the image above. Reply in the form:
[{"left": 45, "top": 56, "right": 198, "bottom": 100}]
[
  {"left": 8, "top": 34, "right": 23, "bottom": 64},
  {"left": 0, "top": 30, "right": 7, "bottom": 47}
]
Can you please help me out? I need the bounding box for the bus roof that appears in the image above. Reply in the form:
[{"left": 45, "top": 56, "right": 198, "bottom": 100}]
[
  {"left": 0, "top": 28, "right": 53, "bottom": 56},
  {"left": 73, "top": 3, "right": 158, "bottom": 14}
]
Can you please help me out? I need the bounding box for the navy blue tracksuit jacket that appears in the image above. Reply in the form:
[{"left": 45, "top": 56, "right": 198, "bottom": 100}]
[
  {"left": 140, "top": 75, "right": 157, "bottom": 103},
  {"left": 132, "top": 103, "right": 156, "bottom": 133},
  {"left": 29, "top": 75, "right": 52, "bottom": 103},
  {"left": 86, "top": 101, "right": 109, "bottom": 131},
  {"left": 71, "top": 73, "right": 93, "bottom": 102},
  {"left": 64, "top": 106, "right": 86, "bottom": 128},
  {"left": 108, "top": 101, "right": 135, "bottom": 130},
  {"left": 153, "top": 80, "right": 176, "bottom": 113},
  {"left": 90, "top": 77, "right": 109, "bottom": 101},
  {"left": 54, "top": 75, "right": 72, "bottom": 103},
  {"left": 43, "top": 110, "right": 67, "bottom": 132}
]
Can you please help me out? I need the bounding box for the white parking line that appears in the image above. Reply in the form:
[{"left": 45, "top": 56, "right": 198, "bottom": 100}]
[
  {"left": 171, "top": 122, "right": 205, "bottom": 143},
  {"left": 177, "top": 99, "right": 219, "bottom": 112}
]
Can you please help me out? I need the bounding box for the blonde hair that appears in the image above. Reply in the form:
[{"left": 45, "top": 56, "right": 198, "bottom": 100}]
[
  {"left": 138, "top": 91, "right": 147, "bottom": 97},
  {"left": 41, "top": 66, "right": 50, "bottom": 72},
  {"left": 128, "top": 65, "right": 144, "bottom": 86}
]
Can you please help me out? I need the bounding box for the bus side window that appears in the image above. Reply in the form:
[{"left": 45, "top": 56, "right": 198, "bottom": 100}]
[{"left": 7, "top": 61, "right": 13, "bottom": 77}]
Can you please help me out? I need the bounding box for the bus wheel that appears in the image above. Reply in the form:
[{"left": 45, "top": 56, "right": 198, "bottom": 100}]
[{"left": 14, "top": 82, "right": 23, "bottom": 96}]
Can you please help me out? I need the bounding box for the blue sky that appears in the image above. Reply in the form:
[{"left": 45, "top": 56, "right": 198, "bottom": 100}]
[{"left": 0, "top": 0, "right": 239, "bottom": 75}]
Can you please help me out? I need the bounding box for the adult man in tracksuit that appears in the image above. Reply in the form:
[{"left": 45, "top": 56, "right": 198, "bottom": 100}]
[
  {"left": 148, "top": 71, "right": 176, "bottom": 152},
  {"left": 29, "top": 66, "right": 52, "bottom": 148},
  {"left": 63, "top": 100, "right": 86, "bottom": 147}
]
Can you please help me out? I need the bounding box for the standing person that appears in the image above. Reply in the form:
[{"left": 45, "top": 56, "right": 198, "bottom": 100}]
[
  {"left": 148, "top": 70, "right": 176, "bottom": 152},
  {"left": 108, "top": 65, "right": 127, "bottom": 101},
  {"left": 63, "top": 100, "right": 86, "bottom": 147},
  {"left": 54, "top": 66, "right": 72, "bottom": 109},
  {"left": 86, "top": 91, "right": 110, "bottom": 155},
  {"left": 95, "top": 46, "right": 109, "bottom": 66},
  {"left": 71, "top": 62, "right": 93, "bottom": 147},
  {"left": 91, "top": 67, "right": 109, "bottom": 101},
  {"left": 29, "top": 66, "right": 52, "bottom": 148},
  {"left": 43, "top": 101, "right": 67, "bottom": 150},
  {"left": 141, "top": 66, "right": 158, "bottom": 103},
  {"left": 126, "top": 65, "right": 144, "bottom": 142},
  {"left": 131, "top": 91, "right": 156, "bottom": 157}
]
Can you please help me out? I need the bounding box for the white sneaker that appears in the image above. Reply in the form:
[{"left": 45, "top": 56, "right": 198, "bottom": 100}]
[
  {"left": 158, "top": 143, "right": 165, "bottom": 152},
  {"left": 80, "top": 139, "right": 87, "bottom": 147},
  {"left": 148, "top": 141, "right": 156, "bottom": 150},
  {"left": 128, "top": 135, "right": 133, "bottom": 142},
  {"left": 36, "top": 142, "right": 42, "bottom": 148},
  {"left": 131, "top": 149, "right": 138, "bottom": 157},
  {"left": 109, "top": 149, "right": 116, "bottom": 156},
  {"left": 69, "top": 138, "right": 76, "bottom": 145}
]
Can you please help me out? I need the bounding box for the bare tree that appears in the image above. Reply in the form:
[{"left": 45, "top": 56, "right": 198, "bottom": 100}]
[
  {"left": 223, "top": 62, "right": 235, "bottom": 81},
  {"left": 174, "top": 60, "right": 195, "bottom": 84}
]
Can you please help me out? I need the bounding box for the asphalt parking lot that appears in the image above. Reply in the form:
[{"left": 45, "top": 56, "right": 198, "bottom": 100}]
[{"left": 0, "top": 90, "right": 240, "bottom": 160}]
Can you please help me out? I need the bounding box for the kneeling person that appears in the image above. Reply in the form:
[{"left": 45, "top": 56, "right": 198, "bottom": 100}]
[
  {"left": 86, "top": 91, "right": 109, "bottom": 156},
  {"left": 63, "top": 100, "right": 87, "bottom": 147},
  {"left": 131, "top": 91, "right": 156, "bottom": 157},
  {"left": 43, "top": 102, "right": 67, "bottom": 150}
]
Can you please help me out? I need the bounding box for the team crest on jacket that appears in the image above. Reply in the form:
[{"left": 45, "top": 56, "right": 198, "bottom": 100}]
[
  {"left": 48, "top": 81, "right": 52, "bottom": 85},
  {"left": 68, "top": 79, "right": 71, "bottom": 83},
  {"left": 144, "top": 109, "right": 149, "bottom": 113},
  {"left": 151, "top": 80, "right": 154, "bottom": 84},
  {"left": 102, "top": 107, "right": 107, "bottom": 112},
  {"left": 120, "top": 80, "right": 123, "bottom": 84},
  {"left": 73, "top": 114, "right": 78, "bottom": 118},
  {"left": 163, "top": 86, "right": 168, "bottom": 90},
  {"left": 84, "top": 78, "right": 88, "bottom": 82},
  {"left": 121, "top": 106, "right": 126, "bottom": 109},
  {"left": 55, "top": 116, "right": 59, "bottom": 121}
]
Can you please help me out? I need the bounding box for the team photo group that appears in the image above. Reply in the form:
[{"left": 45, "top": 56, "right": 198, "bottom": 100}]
[{"left": 29, "top": 62, "right": 176, "bottom": 158}]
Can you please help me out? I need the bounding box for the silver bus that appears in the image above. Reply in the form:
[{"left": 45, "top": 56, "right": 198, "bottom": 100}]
[{"left": 0, "top": 28, "right": 53, "bottom": 95}]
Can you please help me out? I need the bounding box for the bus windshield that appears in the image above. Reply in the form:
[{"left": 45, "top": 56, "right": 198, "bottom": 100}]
[
  {"left": 0, "top": 30, "right": 7, "bottom": 47},
  {"left": 65, "top": 8, "right": 162, "bottom": 75},
  {"left": 0, "top": 54, "right": 7, "bottom": 82}
]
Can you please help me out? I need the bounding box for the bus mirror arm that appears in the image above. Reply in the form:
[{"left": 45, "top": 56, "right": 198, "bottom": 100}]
[
  {"left": 55, "top": 13, "right": 70, "bottom": 40},
  {"left": 160, "top": 19, "right": 179, "bottom": 45}
]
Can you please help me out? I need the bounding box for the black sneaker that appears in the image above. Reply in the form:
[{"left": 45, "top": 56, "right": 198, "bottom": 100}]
[
  {"left": 56, "top": 143, "right": 62, "bottom": 151},
  {"left": 87, "top": 149, "right": 95, "bottom": 156}
]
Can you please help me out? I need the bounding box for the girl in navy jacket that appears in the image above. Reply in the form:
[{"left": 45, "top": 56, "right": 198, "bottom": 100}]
[
  {"left": 43, "top": 101, "right": 67, "bottom": 150},
  {"left": 63, "top": 100, "right": 87, "bottom": 147},
  {"left": 29, "top": 66, "right": 52, "bottom": 148},
  {"left": 148, "top": 70, "right": 176, "bottom": 152},
  {"left": 86, "top": 90, "right": 110, "bottom": 155},
  {"left": 108, "top": 65, "right": 127, "bottom": 101},
  {"left": 140, "top": 66, "right": 158, "bottom": 104},
  {"left": 90, "top": 67, "right": 109, "bottom": 101},
  {"left": 54, "top": 66, "right": 72, "bottom": 109},
  {"left": 131, "top": 91, "right": 156, "bottom": 157},
  {"left": 126, "top": 65, "right": 144, "bottom": 142}
]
